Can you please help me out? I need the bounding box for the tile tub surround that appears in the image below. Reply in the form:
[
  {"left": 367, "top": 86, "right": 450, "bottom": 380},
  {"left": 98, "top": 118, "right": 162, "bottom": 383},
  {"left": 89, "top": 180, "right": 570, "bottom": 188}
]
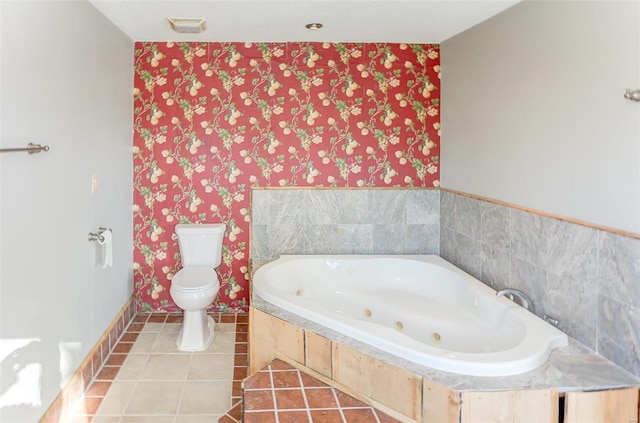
[
  {"left": 243, "top": 359, "right": 401, "bottom": 423},
  {"left": 440, "top": 190, "right": 640, "bottom": 378},
  {"left": 250, "top": 188, "right": 440, "bottom": 261},
  {"left": 249, "top": 187, "right": 640, "bottom": 378},
  {"left": 66, "top": 312, "right": 248, "bottom": 422}
]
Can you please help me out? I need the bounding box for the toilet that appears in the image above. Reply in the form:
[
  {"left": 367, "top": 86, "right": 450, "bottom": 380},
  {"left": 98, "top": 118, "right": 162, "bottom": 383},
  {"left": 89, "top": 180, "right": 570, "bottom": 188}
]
[{"left": 170, "top": 223, "right": 226, "bottom": 351}]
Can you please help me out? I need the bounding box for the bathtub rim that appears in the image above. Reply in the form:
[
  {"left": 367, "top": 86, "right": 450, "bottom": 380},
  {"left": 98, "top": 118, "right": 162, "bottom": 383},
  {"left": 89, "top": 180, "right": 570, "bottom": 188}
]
[
  {"left": 250, "top": 293, "right": 640, "bottom": 394},
  {"left": 252, "top": 254, "right": 570, "bottom": 377}
]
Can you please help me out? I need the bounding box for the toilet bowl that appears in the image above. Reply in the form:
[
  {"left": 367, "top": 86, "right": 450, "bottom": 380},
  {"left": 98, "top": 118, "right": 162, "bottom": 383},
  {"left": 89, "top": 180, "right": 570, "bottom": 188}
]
[
  {"left": 170, "top": 267, "right": 220, "bottom": 351},
  {"left": 170, "top": 223, "right": 226, "bottom": 351}
]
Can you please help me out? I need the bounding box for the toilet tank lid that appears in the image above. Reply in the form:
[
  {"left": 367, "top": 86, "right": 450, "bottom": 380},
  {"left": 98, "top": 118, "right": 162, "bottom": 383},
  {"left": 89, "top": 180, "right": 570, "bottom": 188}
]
[{"left": 175, "top": 223, "right": 226, "bottom": 234}]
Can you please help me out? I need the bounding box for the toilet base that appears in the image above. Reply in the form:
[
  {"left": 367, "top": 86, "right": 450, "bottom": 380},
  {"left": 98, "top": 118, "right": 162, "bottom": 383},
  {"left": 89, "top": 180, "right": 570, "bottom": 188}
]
[{"left": 176, "top": 311, "right": 215, "bottom": 352}]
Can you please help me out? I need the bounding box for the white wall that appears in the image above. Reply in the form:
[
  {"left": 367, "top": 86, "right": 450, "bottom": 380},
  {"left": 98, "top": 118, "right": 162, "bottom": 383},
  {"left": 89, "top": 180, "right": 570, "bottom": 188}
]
[
  {"left": 441, "top": 0, "right": 640, "bottom": 234},
  {"left": 0, "top": 1, "right": 133, "bottom": 420}
]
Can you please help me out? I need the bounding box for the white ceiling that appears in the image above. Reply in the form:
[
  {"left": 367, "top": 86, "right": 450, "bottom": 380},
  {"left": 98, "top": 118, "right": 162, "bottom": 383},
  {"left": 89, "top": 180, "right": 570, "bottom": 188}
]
[{"left": 88, "top": 0, "right": 521, "bottom": 44}]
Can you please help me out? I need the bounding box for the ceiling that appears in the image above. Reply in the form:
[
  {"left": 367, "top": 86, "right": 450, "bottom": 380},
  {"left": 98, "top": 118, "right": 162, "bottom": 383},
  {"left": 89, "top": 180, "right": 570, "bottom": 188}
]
[{"left": 88, "top": 0, "right": 521, "bottom": 44}]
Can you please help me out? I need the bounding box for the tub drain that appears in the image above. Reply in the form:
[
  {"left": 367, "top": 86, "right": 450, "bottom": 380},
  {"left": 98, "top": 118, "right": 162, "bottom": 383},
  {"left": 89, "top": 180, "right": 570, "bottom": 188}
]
[
  {"left": 363, "top": 308, "right": 372, "bottom": 318},
  {"left": 295, "top": 289, "right": 302, "bottom": 296},
  {"left": 431, "top": 332, "right": 442, "bottom": 344},
  {"left": 394, "top": 321, "right": 404, "bottom": 331}
]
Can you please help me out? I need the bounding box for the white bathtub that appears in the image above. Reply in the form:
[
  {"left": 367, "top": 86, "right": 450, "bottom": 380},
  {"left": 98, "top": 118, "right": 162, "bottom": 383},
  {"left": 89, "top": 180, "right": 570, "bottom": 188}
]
[{"left": 252, "top": 255, "right": 568, "bottom": 377}]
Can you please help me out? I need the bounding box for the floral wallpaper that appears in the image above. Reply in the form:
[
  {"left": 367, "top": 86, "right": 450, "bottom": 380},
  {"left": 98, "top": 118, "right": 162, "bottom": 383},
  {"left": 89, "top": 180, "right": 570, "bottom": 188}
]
[{"left": 133, "top": 42, "right": 440, "bottom": 312}]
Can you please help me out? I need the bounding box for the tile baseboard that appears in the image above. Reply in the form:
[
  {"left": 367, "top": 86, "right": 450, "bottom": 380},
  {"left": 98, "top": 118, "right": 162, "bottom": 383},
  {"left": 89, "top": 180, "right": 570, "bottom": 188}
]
[{"left": 39, "top": 296, "right": 136, "bottom": 423}]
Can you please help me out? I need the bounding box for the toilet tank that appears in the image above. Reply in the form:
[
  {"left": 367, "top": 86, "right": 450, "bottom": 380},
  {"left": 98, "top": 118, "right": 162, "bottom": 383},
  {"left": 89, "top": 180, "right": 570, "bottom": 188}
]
[{"left": 175, "top": 223, "right": 226, "bottom": 267}]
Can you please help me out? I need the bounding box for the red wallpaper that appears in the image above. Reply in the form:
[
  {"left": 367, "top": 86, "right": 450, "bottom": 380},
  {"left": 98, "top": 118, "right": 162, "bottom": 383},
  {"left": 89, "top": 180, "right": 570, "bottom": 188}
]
[{"left": 133, "top": 42, "right": 440, "bottom": 312}]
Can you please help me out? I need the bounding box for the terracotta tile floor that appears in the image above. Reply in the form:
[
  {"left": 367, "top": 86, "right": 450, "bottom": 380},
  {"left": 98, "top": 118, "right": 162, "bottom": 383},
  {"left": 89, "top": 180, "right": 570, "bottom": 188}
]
[
  {"left": 242, "top": 359, "right": 401, "bottom": 423},
  {"left": 73, "top": 313, "right": 247, "bottom": 422}
]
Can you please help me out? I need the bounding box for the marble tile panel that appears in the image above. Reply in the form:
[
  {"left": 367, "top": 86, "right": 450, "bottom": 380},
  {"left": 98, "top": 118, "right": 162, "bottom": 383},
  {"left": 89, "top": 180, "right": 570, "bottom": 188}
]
[
  {"left": 509, "top": 257, "right": 547, "bottom": 315},
  {"left": 598, "top": 231, "right": 640, "bottom": 308},
  {"left": 369, "top": 190, "right": 406, "bottom": 225},
  {"left": 480, "top": 243, "right": 510, "bottom": 290},
  {"left": 598, "top": 332, "right": 640, "bottom": 380},
  {"left": 439, "top": 190, "right": 456, "bottom": 229},
  {"left": 303, "top": 225, "right": 340, "bottom": 254},
  {"left": 547, "top": 340, "right": 640, "bottom": 389},
  {"left": 250, "top": 224, "right": 269, "bottom": 259},
  {"left": 406, "top": 190, "right": 439, "bottom": 225},
  {"left": 406, "top": 224, "right": 439, "bottom": 255},
  {"left": 451, "top": 194, "right": 481, "bottom": 240},
  {"left": 439, "top": 226, "right": 457, "bottom": 265},
  {"left": 598, "top": 294, "right": 640, "bottom": 376},
  {"left": 372, "top": 224, "right": 406, "bottom": 254},
  {"left": 270, "top": 190, "right": 305, "bottom": 224},
  {"left": 481, "top": 202, "right": 510, "bottom": 249},
  {"left": 269, "top": 224, "right": 304, "bottom": 257},
  {"left": 510, "top": 235, "right": 544, "bottom": 270},
  {"left": 446, "top": 363, "right": 574, "bottom": 393},
  {"left": 511, "top": 210, "right": 561, "bottom": 267},
  {"left": 303, "top": 191, "right": 339, "bottom": 225},
  {"left": 545, "top": 220, "right": 598, "bottom": 290},
  {"left": 545, "top": 273, "right": 598, "bottom": 350},
  {"left": 480, "top": 200, "right": 511, "bottom": 289},
  {"left": 448, "top": 231, "right": 482, "bottom": 280},
  {"left": 336, "top": 190, "right": 371, "bottom": 224},
  {"left": 337, "top": 224, "right": 373, "bottom": 254},
  {"left": 511, "top": 209, "right": 545, "bottom": 251},
  {"left": 251, "top": 190, "right": 270, "bottom": 225}
]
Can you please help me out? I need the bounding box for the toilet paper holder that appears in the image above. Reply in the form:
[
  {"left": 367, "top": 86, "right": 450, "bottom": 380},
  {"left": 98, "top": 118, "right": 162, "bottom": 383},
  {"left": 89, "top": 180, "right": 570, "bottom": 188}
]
[{"left": 88, "top": 227, "right": 111, "bottom": 243}]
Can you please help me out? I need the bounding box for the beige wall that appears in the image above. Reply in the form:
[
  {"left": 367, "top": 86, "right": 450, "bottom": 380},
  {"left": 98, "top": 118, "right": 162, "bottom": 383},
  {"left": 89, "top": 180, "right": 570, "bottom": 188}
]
[
  {"left": 0, "top": 1, "right": 133, "bottom": 420},
  {"left": 441, "top": 0, "right": 640, "bottom": 234}
]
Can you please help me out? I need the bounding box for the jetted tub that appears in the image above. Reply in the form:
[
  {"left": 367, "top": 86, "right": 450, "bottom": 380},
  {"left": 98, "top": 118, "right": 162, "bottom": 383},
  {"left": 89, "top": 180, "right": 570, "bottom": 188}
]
[{"left": 252, "top": 255, "right": 569, "bottom": 377}]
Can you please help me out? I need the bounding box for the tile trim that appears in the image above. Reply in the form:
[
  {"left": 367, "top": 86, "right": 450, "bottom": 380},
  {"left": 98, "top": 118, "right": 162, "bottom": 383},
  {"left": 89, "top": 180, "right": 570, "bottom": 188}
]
[{"left": 39, "top": 295, "right": 136, "bottom": 423}]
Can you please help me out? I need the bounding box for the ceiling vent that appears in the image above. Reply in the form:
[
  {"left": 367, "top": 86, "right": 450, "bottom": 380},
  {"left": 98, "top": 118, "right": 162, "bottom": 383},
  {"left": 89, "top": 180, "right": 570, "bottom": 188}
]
[{"left": 168, "top": 18, "right": 207, "bottom": 34}]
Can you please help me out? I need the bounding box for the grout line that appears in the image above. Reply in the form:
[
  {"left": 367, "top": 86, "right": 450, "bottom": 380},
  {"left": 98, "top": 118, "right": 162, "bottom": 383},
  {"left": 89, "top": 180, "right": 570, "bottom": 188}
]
[
  {"left": 295, "top": 368, "right": 314, "bottom": 422},
  {"left": 268, "top": 364, "right": 280, "bottom": 422},
  {"left": 329, "top": 386, "right": 348, "bottom": 423},
  {"left": 174, "top": 378, "right": 188, "bottom": 417}
]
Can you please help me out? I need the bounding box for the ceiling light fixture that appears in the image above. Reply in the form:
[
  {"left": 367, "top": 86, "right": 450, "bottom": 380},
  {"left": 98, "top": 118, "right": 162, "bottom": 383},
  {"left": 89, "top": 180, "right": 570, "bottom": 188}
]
[
  {"left": 305, "top": 23, "right": 323, "bottom": 30},
  {"left": 168, "top": 17, "right": 207, "bottom": 34}
]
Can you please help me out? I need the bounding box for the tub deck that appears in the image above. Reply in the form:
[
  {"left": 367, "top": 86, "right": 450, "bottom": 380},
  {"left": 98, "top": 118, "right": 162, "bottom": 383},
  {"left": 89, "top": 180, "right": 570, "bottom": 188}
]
[
  {"left": 253, "top": 295, "right": 638, "bottom": 393},
  {"left": 250, "top": 297, "right": 640, "bottom": 422}
]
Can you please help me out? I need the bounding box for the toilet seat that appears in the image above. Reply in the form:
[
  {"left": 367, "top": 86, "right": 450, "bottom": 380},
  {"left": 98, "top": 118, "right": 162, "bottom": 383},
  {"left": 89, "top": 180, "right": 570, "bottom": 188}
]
[{"left": 172, "top": 267, "right": 219, "bottom": 291}]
